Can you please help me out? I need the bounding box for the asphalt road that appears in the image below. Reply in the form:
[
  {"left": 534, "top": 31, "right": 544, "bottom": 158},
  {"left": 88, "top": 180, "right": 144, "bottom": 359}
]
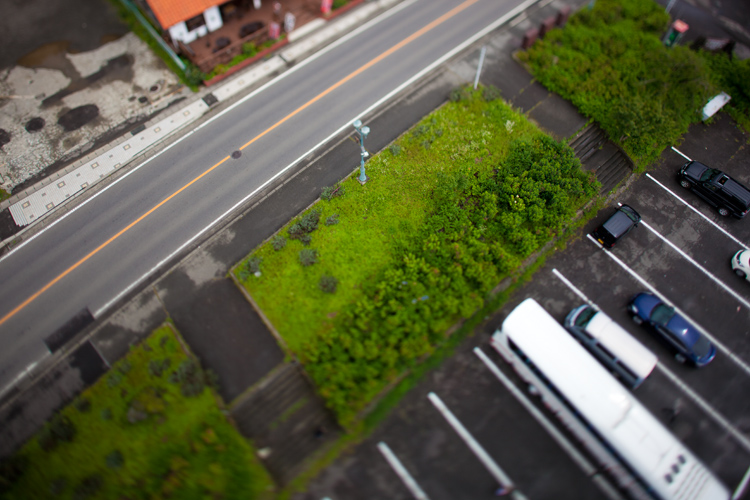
[
  {"left": 0, "top": 0, "right": 532, "bottom": 394},
  {"left": 298, "top": 113, "right": 750, "bottom": 499}
]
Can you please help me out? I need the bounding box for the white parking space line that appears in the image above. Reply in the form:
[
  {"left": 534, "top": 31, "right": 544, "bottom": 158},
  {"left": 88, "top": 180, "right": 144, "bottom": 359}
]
[
  {"left": 553, "top": 269, "right": 750, "bottom": 455},
  {"left": 474, "top": 347, "right": 624, "bottom": 500},
  {"left": 377, "top": 441, "right": 430, "bottom": 500},
  {"left": 734, "top": 465, "right": 750, "bottom": 500},
  {"left": 645, "top": 173, "right": 749, "bottom": 250},
  {"left": 638, "top": 219, "right": 750, "bottom": 310},
  {"left": 671, "top": 146, "right": 691, "bottom": 161},
  {"left": 654, "top": 363, "right": 750, "bottom": 453},
  {"left": 586, "top": 234, "right": 750, "bottom": 378},
  {"left": 427, "top": 392, "right": 528, "bottom": 500},
  {"left": 551, "top": 268, "right": 593, "bottom": 306}
]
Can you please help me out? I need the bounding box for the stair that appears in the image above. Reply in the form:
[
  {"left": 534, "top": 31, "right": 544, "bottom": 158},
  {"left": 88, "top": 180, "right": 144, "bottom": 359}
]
[
  {"left": 230, "top": 362, "right": 339, "bottom": 486},
  {"left": 569, "top": 124, "right": 607, "bottom": 162},
  {"left": 569, "top": 123, "right": 633, "bottom": 194}
]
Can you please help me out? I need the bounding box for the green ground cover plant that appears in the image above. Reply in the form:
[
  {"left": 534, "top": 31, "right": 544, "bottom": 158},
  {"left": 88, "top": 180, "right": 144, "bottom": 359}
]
[
  {"left": 518, "top": 0, "right": 723, "bottom": 167},
  {"left": 236, "top": 88, "right": 598, "bottom": 426},
  {"left": 0, "top": 324, "right": 273, "bottom": 500}
]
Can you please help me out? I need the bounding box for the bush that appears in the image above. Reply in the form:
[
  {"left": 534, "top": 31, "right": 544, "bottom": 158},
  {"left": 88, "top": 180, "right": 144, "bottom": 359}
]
[
  {"left": 321, "top": 183, "right": 345, "bottom": 201},
  {"left": 388, "top": 144, "right": 401, "bottom": 156},
  {"left": 73, "top": 397, "right": 91, "bottom": 413},
  {"left": 272, "top": 235, "right": 287, "bottom": 251},
  {"left": 289, "top": 209, "right": 321, "bottom": 240},
  {"left": 449, "top": 86, "right": 472, "bottom": 102},
  {"left": 0, "top": 456, "right": 28, "bottom": 493},
  {"left": 38, "top": 414, "right": 76, "bottom": 451},
  {"left": 72, "top": 474, "right": 102, "bottom": 500},
  {"left": 482, "top": 85, "right": 501, "bottom": 101},
  {"left": 299, "top": 249, "right": 318, "bottom": 267},
  {"left": 325, "top": 214, "right": 339, "bottom": 226},
  {"left": 168, "top": 359, "right": 206, "bottom": 398},
  {"left": 106, "top": 450, "right": 124, "bottom": 469},
  {"left": 319, "top": 275, "right": 338, "bottom": 293},
  {"left": 237, "top": 256, "right": 262, "bottom": 279},
  {"left": 148, "top": 358, "right": 170, "bottom": 378}
]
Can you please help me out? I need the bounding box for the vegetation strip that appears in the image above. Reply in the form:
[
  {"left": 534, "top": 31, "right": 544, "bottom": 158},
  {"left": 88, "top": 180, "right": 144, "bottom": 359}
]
[{"left": 235, "top": 87, "right": 599, "bottom": 426}]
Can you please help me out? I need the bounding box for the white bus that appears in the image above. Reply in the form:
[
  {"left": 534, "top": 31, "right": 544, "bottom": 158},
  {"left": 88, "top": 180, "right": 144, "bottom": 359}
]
[{"left": 491, "top": 298, "right": 729, "bottom": 500}]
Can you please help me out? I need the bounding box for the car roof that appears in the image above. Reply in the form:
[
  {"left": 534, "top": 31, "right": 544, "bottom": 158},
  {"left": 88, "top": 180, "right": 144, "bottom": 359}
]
[
  {"left": 602, "top": 208, "right": 637, "bottom": 238},
  {"left": 666, "top": 313, "right": 701, "bottom": 347}
]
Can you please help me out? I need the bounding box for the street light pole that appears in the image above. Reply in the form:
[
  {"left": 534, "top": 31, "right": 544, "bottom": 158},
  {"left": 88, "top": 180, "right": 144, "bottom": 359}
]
[{"left": 353, "top": 119, "right": 370, "bottom": 185}]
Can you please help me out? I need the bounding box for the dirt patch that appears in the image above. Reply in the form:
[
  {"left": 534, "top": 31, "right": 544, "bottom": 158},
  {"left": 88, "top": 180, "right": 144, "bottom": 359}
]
[
  {"left": 57, "top": 104, "right": 99, "bottom": 132},
  {"left": 0, "top": 129, "right": 10, "bottom": 148}
]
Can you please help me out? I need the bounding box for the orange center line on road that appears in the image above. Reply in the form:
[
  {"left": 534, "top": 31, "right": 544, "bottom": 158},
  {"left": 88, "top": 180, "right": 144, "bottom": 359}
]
[{"left": 0, "top": 0, "right": 481, "bottom": 328}]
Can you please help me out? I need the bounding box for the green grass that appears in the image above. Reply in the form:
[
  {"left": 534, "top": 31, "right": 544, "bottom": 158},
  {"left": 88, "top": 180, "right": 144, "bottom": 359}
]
[
  {"left": 235, "top": 88, "right": 598, "bottom": 425},
  {"left": 237, "top": 92, "right": 542, "bottom": 353},
  {"left": 1, "top": 324, "right": 274, "bottom": 500}
]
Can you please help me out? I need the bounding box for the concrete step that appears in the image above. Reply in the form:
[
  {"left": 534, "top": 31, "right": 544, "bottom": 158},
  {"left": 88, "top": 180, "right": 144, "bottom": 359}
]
[
  {"left": 569, "top": 124, "right": 607, "bottom": 162},
  {"left": 596, "top": 152, "right": 632, "bottom": 194},
  {"left": 229, "top": 361, "right": 339, "bottom": 486}
]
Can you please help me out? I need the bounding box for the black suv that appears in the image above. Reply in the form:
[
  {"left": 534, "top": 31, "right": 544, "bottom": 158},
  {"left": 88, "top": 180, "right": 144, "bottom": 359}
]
[
  {"left": 592, "top": 204, "right": 641, "bottom": 248},
  {"left": 677, "top": 161, "right": 750, "bottom": 218}
]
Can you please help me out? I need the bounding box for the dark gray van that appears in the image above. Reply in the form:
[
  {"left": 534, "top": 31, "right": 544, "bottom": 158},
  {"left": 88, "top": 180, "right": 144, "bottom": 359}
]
[{"left": 678, "top": 161, "right": 750, "bottom": 218}]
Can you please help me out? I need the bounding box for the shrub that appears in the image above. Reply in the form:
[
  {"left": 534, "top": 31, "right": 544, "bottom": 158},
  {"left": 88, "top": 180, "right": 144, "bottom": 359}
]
[
  {"left": 38, "top": 414, "right": 76, "bottom": 451},
  {"left": 100, "top": 408, "right": 112, "bottom": 421},
  {"left": 106, "top": 450, "right": 124, "bottom": 469},
  {"left": 238, "top": 256, "right": 262, "bottom": 279},
  {"left": 482, "top": 85, "right": 501, "bottom": 101},
  {"left": 288, "top": 209, "right": 321, "bottom": 240},
  {"left": 72, "top": 474, "right": 102, "bottom": 500},
  {"left": 107, "top": 371, "right": 124, "bottom": 387},
  {"left": 74, "top": 397, "right": 91, "bottom": 413},
  {"left": 272, "top": 235, "right": 287, "bottom": 251},
  {"left": 319, "top": 275, "right": 338, "bottom": 293},
  {"left": 388, "top": 144, "right": 402, "bottom": 156},
  {"left": 168, "top": 359, "right": 206, "bottom": 398},
  {"left": 449, "top": 86, "right": 472, "bottom": 102},
  {"left": 299, "top": 249, "right": 318, "bottom": 267},
  {"left": 321, "top": 183, "right": 345, "bottom": 201},
  {"left": 118, "top": 360, "right": 132, "bottom": 374},
  {"left": 325, "top": 214, "right": 339, "bottom": 226},
  {"left": 0, "top": 456, "right": 28, "bottom": 493},
  {"left": 148, "top": 358, "right": 170, "bottom": 378}
]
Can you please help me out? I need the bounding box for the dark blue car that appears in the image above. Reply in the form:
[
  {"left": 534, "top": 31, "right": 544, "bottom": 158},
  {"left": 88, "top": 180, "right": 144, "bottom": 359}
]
[{"left": 627, "top": 292, "right": 716, "bottom": 367}]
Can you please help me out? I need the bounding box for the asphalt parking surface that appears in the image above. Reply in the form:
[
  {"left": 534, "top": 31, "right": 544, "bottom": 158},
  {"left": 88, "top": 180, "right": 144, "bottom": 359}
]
[{"left": 299, "top": 111, "right": 750, "bottom": 499}]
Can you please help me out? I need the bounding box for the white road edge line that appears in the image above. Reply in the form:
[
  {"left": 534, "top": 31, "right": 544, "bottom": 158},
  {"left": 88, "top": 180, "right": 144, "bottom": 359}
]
[
  {"left": 638, "top": 219, "right": 750, "bottom": 310},
  {"left": 377, "top": 441, "right": 431, "bottom": 500},
  {"left": 92, "top": 0, "right": 543, "bottom": 317},
  {"left": 427, "top": 391, "right": 529, "bottom": 500},
  {"left": 586, "top": 233, "right": 750, "bottom": 378},
  {"left": 0, "top": 0, "right": 422, "bottom": 263},
  {"left": 733, "top": 464, "right": 750, "bottom": 500},
  {"left": 473, "top": 347, "right": 624, "bottom": 500},
  {"left": 0, "top": 360, "right": 40, "bottom": 399},
  {"left": 671, "top": 146, "right": 691, "bottom": 161},
  {"left": 552, "top": 268, "right": 750, "bottom": 455},
  {"left": 645, "top": 173, "right": 748, "bottom": 250}
]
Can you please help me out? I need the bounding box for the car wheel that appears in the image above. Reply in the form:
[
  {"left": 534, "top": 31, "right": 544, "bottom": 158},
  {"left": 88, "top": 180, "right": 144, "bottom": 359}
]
[
  {"left": 631, "top": 315, "right": 643, "bottom": 326},
  {"left": 718, "top": 207, "right": 730, "bottom": 217},
  {"left": 680, "top": 180, "right": 691, "bottom": 189},
  {"left": 674, "top": 353, "right": 686, "bottom": 364},
  {"left": 736, "top": 269, "right": 747, "bottom": 279}
]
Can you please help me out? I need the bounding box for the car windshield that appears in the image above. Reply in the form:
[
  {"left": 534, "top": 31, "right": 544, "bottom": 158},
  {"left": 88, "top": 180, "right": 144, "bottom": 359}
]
[
  {"left": 622, "top": 208, "right": 639, "bottom": 223},
  {"left": 691, "top": 335, "right": 713, "bottom": 357},
  {"left": 650, "top": 304, "right": 675, "bottom": 327},
  {"left": 575, "top": 307, "right": 597, "bottom": 327},
  {"left": 700, "top": 168, "right": 722, "bottom": 182}
]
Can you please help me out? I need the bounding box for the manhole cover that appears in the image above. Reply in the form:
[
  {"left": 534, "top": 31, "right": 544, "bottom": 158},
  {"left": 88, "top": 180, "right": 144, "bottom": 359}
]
[
  {"left": 58, "top": 104, "right": 99, "bottom": 132},
  {"left": 231, "top": 150, "right": 242, "bottom": 159},
  {"left": 25, "top": 117, "right": 45, "bottom": 133}
]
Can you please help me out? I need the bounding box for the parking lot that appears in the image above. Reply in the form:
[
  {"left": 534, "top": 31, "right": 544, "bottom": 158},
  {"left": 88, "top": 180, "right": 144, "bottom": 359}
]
[{"left": 298, "top": 112, "right": 750, "bottom": 499}]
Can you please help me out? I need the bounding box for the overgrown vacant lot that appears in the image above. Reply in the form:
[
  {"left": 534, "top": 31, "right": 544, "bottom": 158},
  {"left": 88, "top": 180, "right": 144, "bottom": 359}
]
[
  {"left": 236, "top": 88, "right": 599, "bottom": 426},
  {"left": 519, "top": 0, "right": 750, "bottom": 167},
  {"left": 1, "top": 325, "right": 273, "bottom": 500}
]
